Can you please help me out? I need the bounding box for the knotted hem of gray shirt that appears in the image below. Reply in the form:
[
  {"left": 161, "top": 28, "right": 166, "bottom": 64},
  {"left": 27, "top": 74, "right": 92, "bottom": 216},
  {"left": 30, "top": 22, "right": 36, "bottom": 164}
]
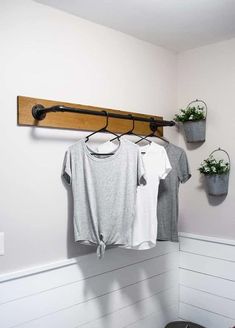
[{"left": 96, "top": 234, "right": 106, "bottom": 259}]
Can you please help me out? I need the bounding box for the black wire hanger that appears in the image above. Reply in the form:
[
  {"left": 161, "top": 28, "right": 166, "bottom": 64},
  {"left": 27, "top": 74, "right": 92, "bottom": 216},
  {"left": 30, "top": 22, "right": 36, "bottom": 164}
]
[
  {"left": 135, "top": 118, "right": 169, "bottom": 144},
  {"left": 85, "top": 110, "right": 120, "bottom": 156},
  {"left": 109, "top": 114, "right": 142, "bottom": 142}
]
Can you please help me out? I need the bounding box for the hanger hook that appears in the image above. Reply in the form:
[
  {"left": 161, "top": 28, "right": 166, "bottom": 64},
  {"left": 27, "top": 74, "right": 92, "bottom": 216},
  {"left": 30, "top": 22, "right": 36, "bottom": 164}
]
[
  {"left": 130, "top": 114, "right": 135, "bottom": 133},
  {"left": 101, "top": 110, "right": 109, "bottom": 129},
  {"left": 149, "top": 117, "right": 158, "bottom": 132}
]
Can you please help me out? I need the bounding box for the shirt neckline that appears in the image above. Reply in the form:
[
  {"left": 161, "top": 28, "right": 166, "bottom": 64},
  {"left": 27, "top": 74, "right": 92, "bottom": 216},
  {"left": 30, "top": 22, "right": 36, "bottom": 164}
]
[
  {"left": 139, "top": 142, "right": 153, "bottom": 153},
  {"left": 82, "top": 138, "right": 123, "bottom": 162}
]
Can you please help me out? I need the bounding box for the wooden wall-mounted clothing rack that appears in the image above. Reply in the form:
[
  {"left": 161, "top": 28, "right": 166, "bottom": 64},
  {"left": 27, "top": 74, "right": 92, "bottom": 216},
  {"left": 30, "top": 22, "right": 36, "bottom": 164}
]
[{"left": 17, "top": 96, "right": 175, "bottom": 136}]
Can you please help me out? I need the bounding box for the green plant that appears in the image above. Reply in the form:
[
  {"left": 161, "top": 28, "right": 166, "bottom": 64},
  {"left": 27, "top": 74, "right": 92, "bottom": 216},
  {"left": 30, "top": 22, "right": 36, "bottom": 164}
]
[
  {"left": 199, "top": 155, "right": 230, "bottom": 175},
  {"left": 174, "top": 105, "right": 206, "bottom": 122}
]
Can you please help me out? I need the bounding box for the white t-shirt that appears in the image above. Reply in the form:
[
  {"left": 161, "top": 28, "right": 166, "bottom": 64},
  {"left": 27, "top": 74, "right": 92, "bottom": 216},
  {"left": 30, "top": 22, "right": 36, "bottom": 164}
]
[{"left": 97, "top": 140, "right": 172, "bottom": 250}]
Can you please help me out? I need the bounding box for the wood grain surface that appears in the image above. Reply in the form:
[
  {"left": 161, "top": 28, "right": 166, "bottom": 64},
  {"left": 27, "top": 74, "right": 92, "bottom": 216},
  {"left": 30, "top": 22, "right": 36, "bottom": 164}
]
[{"left": 17, "top": 96, "right": 164, "bottom": 136}]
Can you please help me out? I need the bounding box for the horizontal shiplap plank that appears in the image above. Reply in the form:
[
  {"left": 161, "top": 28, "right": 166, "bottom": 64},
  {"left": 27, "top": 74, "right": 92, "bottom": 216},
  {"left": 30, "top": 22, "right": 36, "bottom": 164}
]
[
  {"left": 15, "top": 275, "right": 178, "bottom": 328},
  {"left": 180, "top": 286, "right": 235, "bottom": 319},
  {"left": 179, "top": 236, "right": 235, "bottom": 262},
  {"left": 79, "top": 289, "right": 178, "bottom": 328},
  {"left": 0, "top": 253, "right": 178, "bottom": 322},
  {"left": 180, "top": 269, "right": 235, "bottom": 300},
  {"left": 179, "top": 303, "right": 235, "bottom": 328},
  {"left": 179, "top": 232, "right": 235, "bottom": 246},
  {"left": 0, "top": 253, "right": 178, "bottom": 327},
  {"left": 180, "top": 252, "right": 235, "bottom": 281},
  {"left": 179, "top": 234, "right": 235, "bottom": 328},
  {"left": 125, "top": 304, "right": 178, "bottom": 328},
  {"left": 0, "top": 242, "right": 178, "bottom": 304}
]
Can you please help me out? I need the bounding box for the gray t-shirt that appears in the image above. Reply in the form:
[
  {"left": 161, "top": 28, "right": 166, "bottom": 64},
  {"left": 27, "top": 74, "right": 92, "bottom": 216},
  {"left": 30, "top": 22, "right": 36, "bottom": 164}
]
[
  {"left": 63, "top": 139, "right": 145, "bottom": 258},
  {"left": 157, "top": 143, "right": 191, "bottom": 242}
]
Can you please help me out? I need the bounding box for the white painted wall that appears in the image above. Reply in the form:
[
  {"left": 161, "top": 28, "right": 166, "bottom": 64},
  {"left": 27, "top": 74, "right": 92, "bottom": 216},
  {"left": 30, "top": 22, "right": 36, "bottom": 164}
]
[
  {"left": 0, "top": 0, "right": 177, "bottom": 274},
  {"left": 177, "top": 38, "right": 235, "bottom": 240}
]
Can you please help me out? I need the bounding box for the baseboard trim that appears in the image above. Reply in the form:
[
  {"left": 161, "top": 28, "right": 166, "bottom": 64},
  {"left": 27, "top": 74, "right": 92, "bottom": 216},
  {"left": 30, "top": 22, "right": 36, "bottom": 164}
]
[{"left": 179, "top": 232, "right": 235, "bottom": 246}]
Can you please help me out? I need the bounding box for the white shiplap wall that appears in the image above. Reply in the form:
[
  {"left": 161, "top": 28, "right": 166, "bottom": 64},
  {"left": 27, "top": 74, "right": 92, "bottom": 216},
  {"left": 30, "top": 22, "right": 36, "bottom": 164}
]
[
  {"left": 0, "top": 242, "right": 179, "bottom": 328},
  {"left": 179, "top": 233, "right": 235, "bottom": 328},
  {"left": 2, "top": 233, "right": 234, "bottom": 328}
]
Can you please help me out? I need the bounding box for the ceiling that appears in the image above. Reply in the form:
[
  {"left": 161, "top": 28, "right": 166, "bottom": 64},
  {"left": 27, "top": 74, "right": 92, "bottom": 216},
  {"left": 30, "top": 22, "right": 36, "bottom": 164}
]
[{"left": 35, "top": 0, "right": 235, "bottom": 52}]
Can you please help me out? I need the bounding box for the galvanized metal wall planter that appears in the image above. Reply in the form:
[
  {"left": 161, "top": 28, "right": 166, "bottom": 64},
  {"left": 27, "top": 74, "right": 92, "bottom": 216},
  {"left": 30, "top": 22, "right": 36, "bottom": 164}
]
[
  {"left": 182, "top": 99, "right": 207, "bottom": 143},
  {"left": 203, "top": 148, "right": 230, "bottom": 196}
]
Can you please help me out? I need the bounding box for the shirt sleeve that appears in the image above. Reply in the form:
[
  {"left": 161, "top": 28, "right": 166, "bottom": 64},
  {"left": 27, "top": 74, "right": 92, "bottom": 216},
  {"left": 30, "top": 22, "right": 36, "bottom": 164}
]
[
  {"left": 177, "top": 150, "right": 192, "bottom": 183},
  {"left": 62, "top": 150, "right": 72, "bottom": 185},
  {"left": 137, "top": 149, "right": 146, "bottom": 186},
  {"left": 159, "top": 148, "right": 172, "bottom": 180}
]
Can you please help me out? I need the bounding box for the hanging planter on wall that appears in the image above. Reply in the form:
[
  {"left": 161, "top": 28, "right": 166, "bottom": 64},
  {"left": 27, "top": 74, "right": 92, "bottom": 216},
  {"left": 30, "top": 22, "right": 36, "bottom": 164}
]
[
  {"left": 174, "top": 99, "right": 207, "bottom": 143},
  {"left": 199, "top": 148, "right": 230, "bottom": 196}
]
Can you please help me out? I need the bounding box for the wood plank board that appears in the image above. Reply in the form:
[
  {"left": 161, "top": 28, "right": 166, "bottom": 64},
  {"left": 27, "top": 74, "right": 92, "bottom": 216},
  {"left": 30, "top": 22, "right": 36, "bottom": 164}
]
[
  {"left": 0, "top": 243, "right": 178, "bottom": 328},
  {"left": 180, "top": 269, "right": 235, "bottom": 300},
  {"left": 0, "top": 260, "right": 178, "bottom": 326},
  {"left": 179, "top": 303, "right": 235, "bottom": 328},
  {"left": 179, "top": 236, "right": 235, "bottom": 261},
  {"left": 180, "top": 286, "right": 235, "bottom": 319},
  {"left": 180, "top": 252, "right": 235, "bottom": 281},
  {"left": 179, "top": 234, "right": 235, "bottom": 328},
  {"left": 0, "top": 242, "right": 179, "bottom": 303},
  {"left": 1, "top": 274, "right": 177, "bottom": 328},
  {"left": 16, "top": 288, "right": 177, "bottom": 328},
  {"left": 17, "top": 96, "right": 164, "bottom": 136}
]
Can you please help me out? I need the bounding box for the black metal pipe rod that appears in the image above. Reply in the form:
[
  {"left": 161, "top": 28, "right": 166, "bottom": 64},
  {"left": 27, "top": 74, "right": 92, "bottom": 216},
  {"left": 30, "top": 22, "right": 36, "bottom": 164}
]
[{"left": 32, "top": 104, "right": 175, "bottom": 126}]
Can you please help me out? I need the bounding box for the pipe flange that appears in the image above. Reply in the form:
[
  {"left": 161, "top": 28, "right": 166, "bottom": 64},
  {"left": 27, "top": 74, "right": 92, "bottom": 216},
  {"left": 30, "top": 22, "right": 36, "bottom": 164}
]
[
  {"left": 149, "top": 121, "right": 158, "bottom": 132},
  {"left": 32, "top": 104, "right": 46, "bottom": 120}
]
